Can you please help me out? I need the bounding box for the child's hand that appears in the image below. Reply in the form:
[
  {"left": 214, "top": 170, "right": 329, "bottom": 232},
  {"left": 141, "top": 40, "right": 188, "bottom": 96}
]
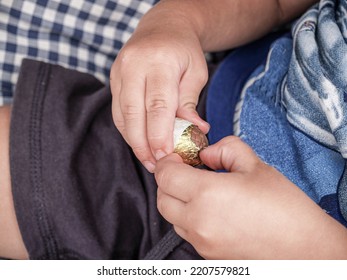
[
  {"left": 109, "top": 0, "right": 318, "bottom": 174},
  {"left": 110, "top": 5, "right": 209, "bottom": 173},
  {"left": 155, "top": 136, "right": 347, "bottom": 259}
]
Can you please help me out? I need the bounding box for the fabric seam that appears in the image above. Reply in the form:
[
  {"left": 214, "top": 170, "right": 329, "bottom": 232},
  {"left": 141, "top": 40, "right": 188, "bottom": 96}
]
[{"left": 30, "top": 62, "right": 59, "bottom": 259}]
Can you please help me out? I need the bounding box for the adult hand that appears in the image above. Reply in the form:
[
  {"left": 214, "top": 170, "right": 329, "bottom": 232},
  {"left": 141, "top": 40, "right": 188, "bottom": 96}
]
[
  {"left": 155, "top": 136, "right": 347, "bottom": 259},
  {"left": 110, "top": 6, "right": 209, "bottom": 173}
]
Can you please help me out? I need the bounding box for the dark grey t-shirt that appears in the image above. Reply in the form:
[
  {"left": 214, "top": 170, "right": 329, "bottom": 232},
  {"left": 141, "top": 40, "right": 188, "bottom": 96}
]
[{"left": 9, "top": 59, "right": 202, "bottom": 260}]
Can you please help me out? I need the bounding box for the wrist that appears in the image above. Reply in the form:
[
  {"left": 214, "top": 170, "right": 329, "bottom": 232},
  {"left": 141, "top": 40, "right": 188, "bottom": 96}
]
[{"left": 135, "top": 0, "right": 205, "bottom": 49}]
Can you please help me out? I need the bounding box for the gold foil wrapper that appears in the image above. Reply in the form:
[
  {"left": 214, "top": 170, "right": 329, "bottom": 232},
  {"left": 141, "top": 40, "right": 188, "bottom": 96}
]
[{"left": 174, "top": 122, "right": 209, "bottom": 166}]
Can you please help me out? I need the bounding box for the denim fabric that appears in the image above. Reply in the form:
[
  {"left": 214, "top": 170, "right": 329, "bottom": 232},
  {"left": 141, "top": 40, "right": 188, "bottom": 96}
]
[
  {"left": 207, "top": 10, "right": 347, "bottom": 225},
  {"left": 239, "top": 38, "right": 347, "bottom": 225},
  {"left": 282, "top": 0, "right": 347, "bottom": 221},
  {"left": 237, "top": 38, "right": 346, "bottom": 225},
  {"left": 206, "top": 32, "right": 287, "bottom": 144}
]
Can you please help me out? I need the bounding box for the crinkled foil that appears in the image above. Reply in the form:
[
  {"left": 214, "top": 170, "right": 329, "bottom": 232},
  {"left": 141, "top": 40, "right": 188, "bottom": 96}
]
[{"left": 174, "top": 123, "right": 209, "bottom": 166}]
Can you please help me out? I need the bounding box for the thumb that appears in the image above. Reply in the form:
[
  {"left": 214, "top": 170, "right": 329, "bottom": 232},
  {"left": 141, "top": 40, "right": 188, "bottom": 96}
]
[{"left": 199, "top": 136, "right": 262, "bottom": 172}]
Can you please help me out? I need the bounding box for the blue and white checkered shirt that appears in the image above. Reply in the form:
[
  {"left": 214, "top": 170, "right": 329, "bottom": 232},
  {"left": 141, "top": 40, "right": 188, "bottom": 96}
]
[{"left": 0, "top": 0, "right": 158, "bottom": 105}]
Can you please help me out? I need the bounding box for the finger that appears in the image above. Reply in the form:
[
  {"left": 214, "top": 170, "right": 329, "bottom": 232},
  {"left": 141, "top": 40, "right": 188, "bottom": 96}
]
[
  {"left": 120, "top": 75, "right": 157, "bottom": 170},
  {"left": 157, "top": 188, "right": 188, "bottom": 228},
  {"left": 111, "top": 60, "right": 156, "bottom": 172},
  {"left": 176, "top": 93, "right": 210, "bottom": 134},
  {"left": 199, "top": 136, "right": 262, "bottom": 172},
  {"left": 155, "top": 153, "right": 210, "bottom": 202},
  {"left": 176, "top": 52, "right": 209, "bottom": 134},
  {"left": 145, "top": 67, "right": 180, "bottom": 160}
]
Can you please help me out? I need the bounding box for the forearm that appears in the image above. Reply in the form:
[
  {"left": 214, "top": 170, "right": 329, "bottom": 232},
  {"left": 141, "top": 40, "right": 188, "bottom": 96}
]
[
  {"left": 0, "top": 106, "right": 28, "bottom": 259},
  {"left": 301, "top": 207, "right": 347, "bottom": 259},
  {"left": 139, "top": 0, "right": 318, "bottom": 52}
]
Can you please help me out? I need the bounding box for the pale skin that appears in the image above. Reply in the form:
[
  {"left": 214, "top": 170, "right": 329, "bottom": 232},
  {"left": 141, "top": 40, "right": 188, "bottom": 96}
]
[
  {"left": 110, "top": 0, "right": 347, "bottom": 259},
  {"left": 0, "top": 106, "right": 28, "bottom": 259},
  {"left": 155, "top": 137, "right": 347, "bottom": 259},
  {"left": 1, "top": 0, "right": 346, "bottom": 260},
  {"left": 1, "top": 108, "right": 347, "bottom": 259},
  {"left": 110, "top": 0, "right": 319, "bottom": 172}
]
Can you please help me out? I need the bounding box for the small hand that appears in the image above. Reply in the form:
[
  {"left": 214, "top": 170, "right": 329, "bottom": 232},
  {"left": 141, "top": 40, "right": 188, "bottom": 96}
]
[
  {"left": 110, "top": 12, "right": 209, "bottom": 172},
  {"left": 155, "top": 136, "right": 347, "bottom": 259}
]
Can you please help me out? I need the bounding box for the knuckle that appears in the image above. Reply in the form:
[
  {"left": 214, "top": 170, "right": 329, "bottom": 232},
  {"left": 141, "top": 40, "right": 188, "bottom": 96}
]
[
  {"left": 131, "top": 144, "right": 150, "bottom": 159},
  {"left": 180, "top": 100, "right": 198, "bottom": 112},
  {"left": 147, "top": 97, "right": 169, "bottom": 113},
  {"left": 155, "top": 165, "right": 171, "bottom": 188},
  {"left": 156, "top": 161, "right": 183, "bottom": 190},
  {"left": 195, "top": 68, "right": 208, "bottom": 86},
  {"left": 146, "top": 98, "right": 174, "bottom": 129},
  {"left": 116, "top": 46, "right": 144, "bottom": 75},
  {"left": 150, "top": 49, "right": 171, "bottom": 63},
  {"left": 122, "top": 104, "right": 141, "bottom": 121},
  {"left": 118, "top": 45, "right": 139, "bottom": 63},
  {"left": 147, "top": 134, "right": 167, "bottom": 148},
  {"left": 145, "top": 45, "right": 180, "bottom": 66},
  {"left": 132, "top": 143, "right": 147, "bottom": 154}
]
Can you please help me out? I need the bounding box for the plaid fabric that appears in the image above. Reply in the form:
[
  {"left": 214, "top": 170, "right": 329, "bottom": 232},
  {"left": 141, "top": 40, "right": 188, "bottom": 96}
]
[{"left": 0, "top": 0, "right": 158, "bottom": 105}]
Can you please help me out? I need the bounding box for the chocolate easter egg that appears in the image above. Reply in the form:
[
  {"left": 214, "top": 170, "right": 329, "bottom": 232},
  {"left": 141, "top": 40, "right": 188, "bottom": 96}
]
[{"left": 173, "top": 118, "right": 208, "bottom": 166}]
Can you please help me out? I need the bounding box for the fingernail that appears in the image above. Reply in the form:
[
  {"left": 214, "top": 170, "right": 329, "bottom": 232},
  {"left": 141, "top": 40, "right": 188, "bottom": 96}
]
[
  {"left": 155, "top": 150, "right": 167, "bottom": 161},
  {"left": 143, "top": 161, "right": 155, "bottom": 173}
]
